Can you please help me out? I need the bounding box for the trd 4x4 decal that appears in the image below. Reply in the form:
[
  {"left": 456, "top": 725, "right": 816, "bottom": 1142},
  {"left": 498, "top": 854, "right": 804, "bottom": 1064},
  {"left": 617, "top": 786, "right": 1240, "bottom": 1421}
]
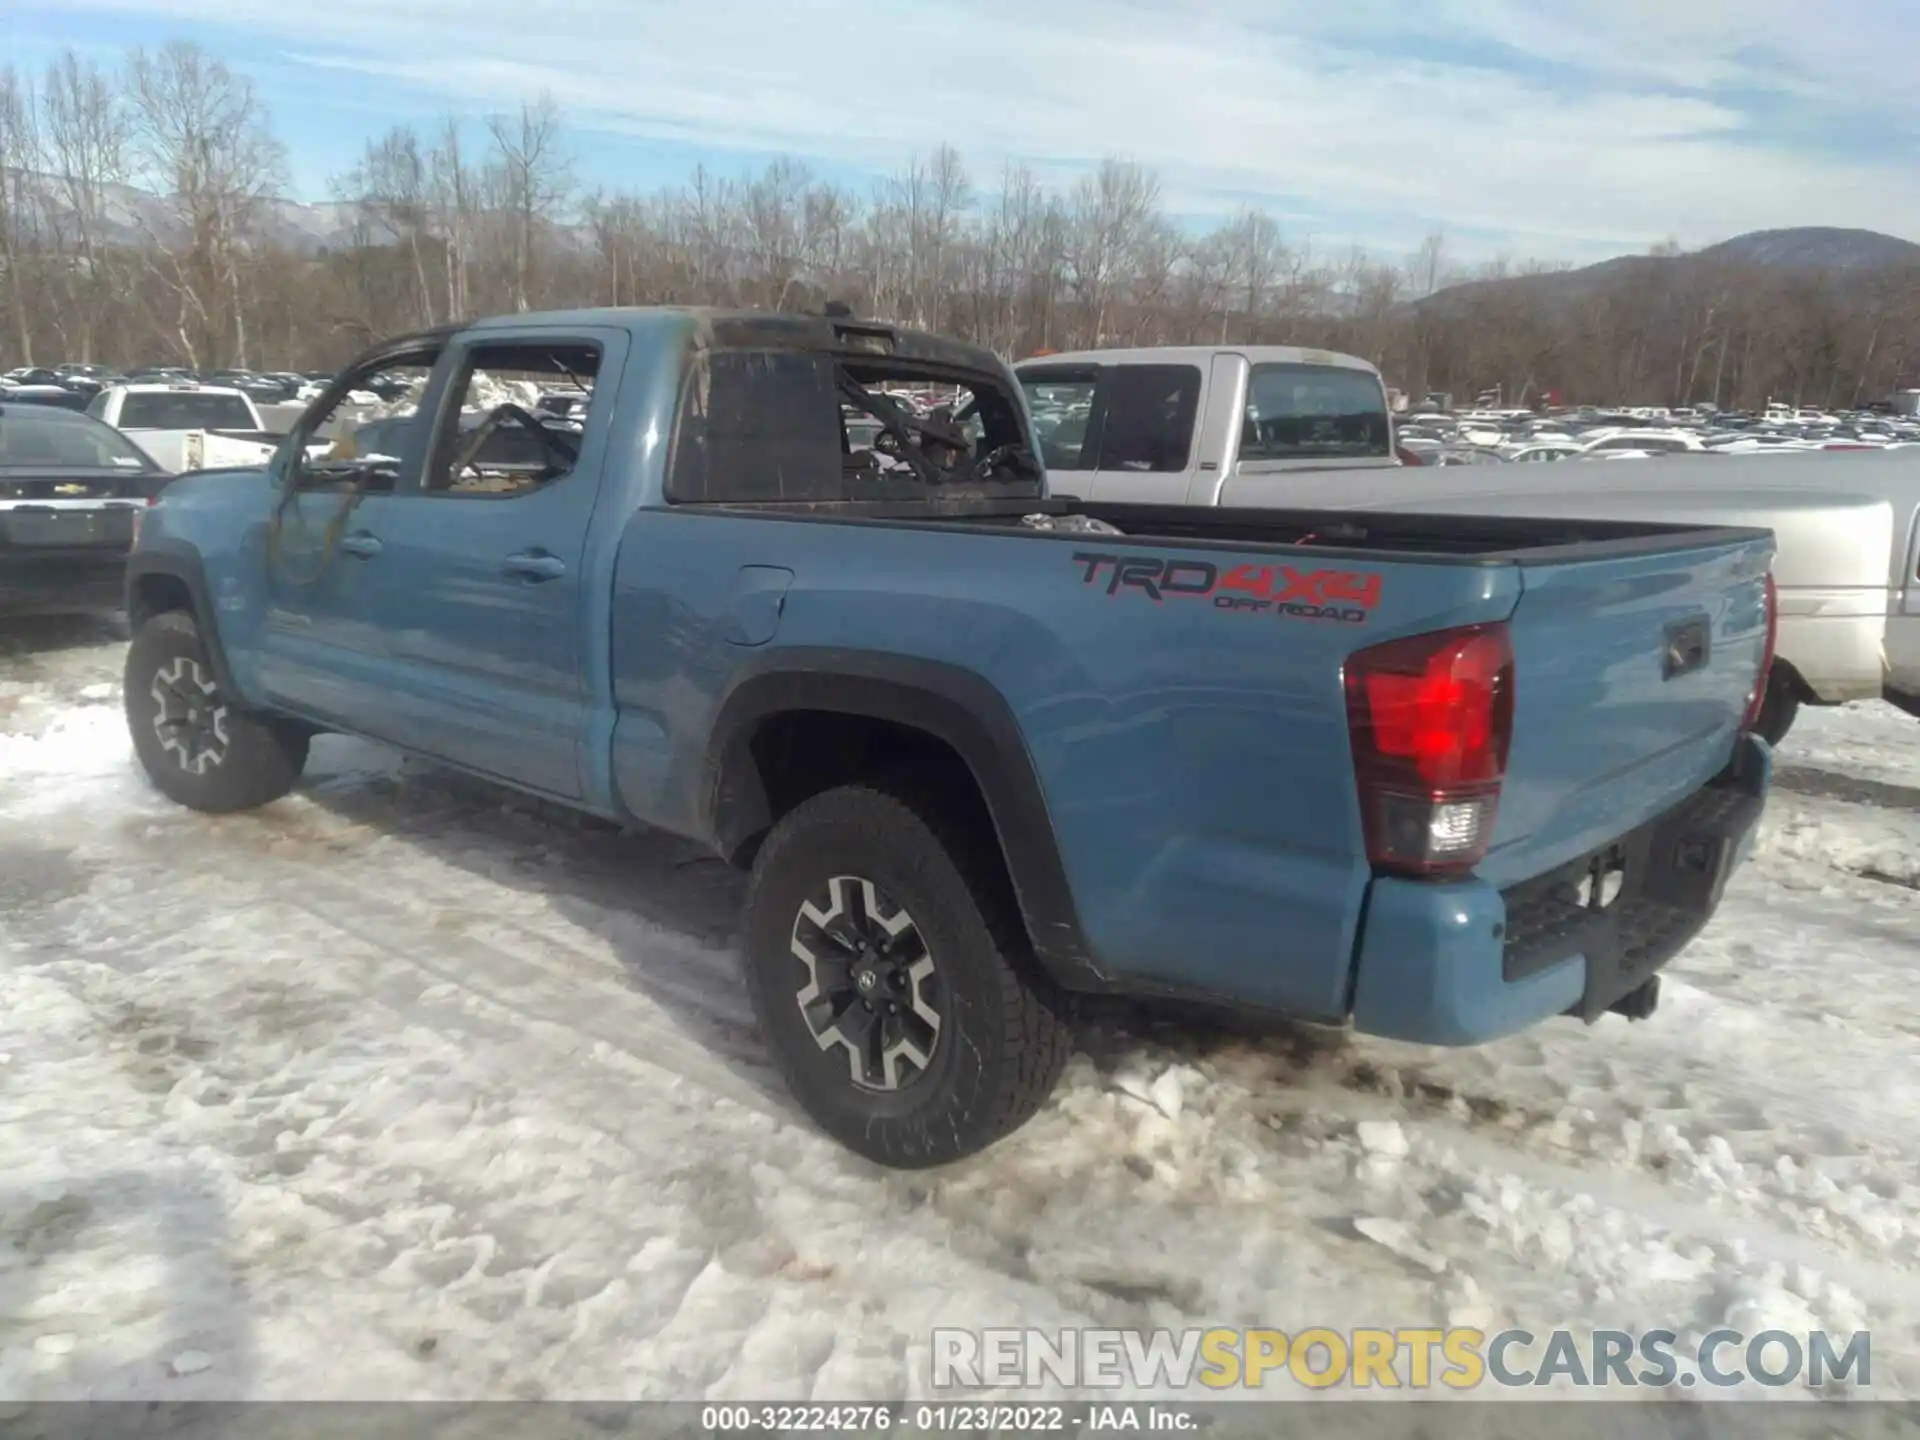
[{"left": 1072, "top": 552, "right": 1381, "bottom": 624}]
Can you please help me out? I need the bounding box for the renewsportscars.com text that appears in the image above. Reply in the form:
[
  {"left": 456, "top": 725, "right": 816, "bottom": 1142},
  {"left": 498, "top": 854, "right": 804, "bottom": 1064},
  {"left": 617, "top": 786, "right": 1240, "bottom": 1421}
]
[{"left": 932, "top": 1326, "right": 1871, "bottom": 1392}]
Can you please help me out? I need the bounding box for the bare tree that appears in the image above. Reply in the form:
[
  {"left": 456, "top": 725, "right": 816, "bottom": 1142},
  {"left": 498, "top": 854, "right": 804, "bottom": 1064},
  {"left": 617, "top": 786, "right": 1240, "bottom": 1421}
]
[
  {"left": 1218, "top": 208, "right": 1285, "bottom": 343},
  {"left": 484, "top": 95, "right": 571, "bottom": 312},
  {"left": 39, "top": 51, "right": 128, "bottom": 361},
  {"left": 0, "top": 66, "right": 44, "bottom": 363},
  {"left": 1409, "top": 230, "right": 1448, "bottom": 297},
  {"left": 123, "top": 41, "right": 283, "bottom": 367},
  {"left": 741, "top": 158, "right": 811, "bottom": 311},
  {"left": 429, "top": 117, "right": 475, "bottom": 323},
  {"left": 920, "top": 145, "right": 970, "bottom": 331},
  {"left": 1067, "top": 158, "right": 1159, "bottom": 346},
  {"left": 339, "top": 125, "right": 436, "bottom": 328}
]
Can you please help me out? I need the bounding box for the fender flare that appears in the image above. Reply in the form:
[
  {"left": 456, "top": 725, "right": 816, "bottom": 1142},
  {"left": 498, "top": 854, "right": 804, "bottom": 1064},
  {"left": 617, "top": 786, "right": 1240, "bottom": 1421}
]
[
  {"left": 124, "top": 543, "right": 245, "bottom": 704},
  {"left": 704, "top": 648, "right": 1106, "bottom": 990}
]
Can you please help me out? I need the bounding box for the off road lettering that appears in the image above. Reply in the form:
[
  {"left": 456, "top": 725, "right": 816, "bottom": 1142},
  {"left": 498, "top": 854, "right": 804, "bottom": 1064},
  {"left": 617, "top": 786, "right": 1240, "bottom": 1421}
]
[
  {"left": 1074, "top": 551, "right": 1379, "bottom": 621},
  {"left": 1274, "top": 567, "right": 1383, "bottom": 610}
]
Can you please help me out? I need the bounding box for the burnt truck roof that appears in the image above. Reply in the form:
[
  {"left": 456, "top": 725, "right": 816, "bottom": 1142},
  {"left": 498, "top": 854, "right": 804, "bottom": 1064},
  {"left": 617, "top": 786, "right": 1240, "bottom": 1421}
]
[{"left": 454, "top": 307, "right": 1010, "bottom": 376}]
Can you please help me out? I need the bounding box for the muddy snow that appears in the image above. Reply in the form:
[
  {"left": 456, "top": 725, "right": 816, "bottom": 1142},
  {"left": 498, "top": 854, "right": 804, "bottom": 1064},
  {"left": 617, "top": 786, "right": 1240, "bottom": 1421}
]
[{"left": 1, "top": 616, "right": 1916, "bottom": 1402}]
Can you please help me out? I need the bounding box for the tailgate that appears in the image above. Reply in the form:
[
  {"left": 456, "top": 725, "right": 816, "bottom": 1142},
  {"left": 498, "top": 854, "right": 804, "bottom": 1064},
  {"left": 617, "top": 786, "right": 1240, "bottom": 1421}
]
[{"left": 1479, "top": 531, "right": 1773, "bottom": 888}]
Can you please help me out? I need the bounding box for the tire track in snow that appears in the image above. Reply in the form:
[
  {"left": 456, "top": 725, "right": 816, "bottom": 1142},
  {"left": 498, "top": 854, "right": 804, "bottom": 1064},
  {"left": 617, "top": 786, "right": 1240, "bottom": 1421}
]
[
  {"left": 264, "top": 865, "right": 786, "bottom": 1122},
  {"left": 0, "top": 857, "right": 915, "bottom": 1399},
  {"left": 1773, "top": 765, "right": 1920, "bottom": 814}
]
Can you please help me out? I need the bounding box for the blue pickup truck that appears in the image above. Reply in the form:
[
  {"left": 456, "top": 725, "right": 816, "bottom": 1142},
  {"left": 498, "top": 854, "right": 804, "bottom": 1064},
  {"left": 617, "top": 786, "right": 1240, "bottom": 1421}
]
[{"left": 121, "top": 308, "right": 1776, "bottom": 1167}]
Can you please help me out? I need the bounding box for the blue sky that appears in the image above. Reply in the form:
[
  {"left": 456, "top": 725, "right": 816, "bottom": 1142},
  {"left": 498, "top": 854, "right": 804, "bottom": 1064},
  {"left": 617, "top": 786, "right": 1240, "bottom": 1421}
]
[{"left": 12, "top": 0, "right": 1918, "bottom": 265}]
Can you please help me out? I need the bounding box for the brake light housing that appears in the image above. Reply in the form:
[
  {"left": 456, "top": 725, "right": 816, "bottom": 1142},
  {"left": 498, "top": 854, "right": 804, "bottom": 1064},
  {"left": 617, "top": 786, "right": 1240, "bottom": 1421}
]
[
  {"left": 1344, "top": 623, "right": 1515, "bottom": 877},
  {"left": 1740, "top": 570, "right": 1779, "bottom": 732}
]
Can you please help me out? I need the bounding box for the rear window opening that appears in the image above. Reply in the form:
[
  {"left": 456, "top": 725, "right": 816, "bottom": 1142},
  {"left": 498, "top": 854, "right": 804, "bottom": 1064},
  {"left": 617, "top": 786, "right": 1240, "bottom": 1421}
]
[
  {"left": 0, "top": 407, "right": 159, "bottom": 476},
  {"left": 667, "top": 350, "right": 1042, "bottom": 506},
  {"left": 1241, "top": 363, "right": 1391, "bottom": 461},
  {"left": 114, "top": 392, "right": 258, "bottom": 432}
]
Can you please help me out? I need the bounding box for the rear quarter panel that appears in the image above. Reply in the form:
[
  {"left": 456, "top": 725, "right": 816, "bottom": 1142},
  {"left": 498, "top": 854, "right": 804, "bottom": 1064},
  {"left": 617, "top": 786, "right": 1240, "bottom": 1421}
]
[{"left": 610, "top": 512, "right": 1524, "bottom": 1016}]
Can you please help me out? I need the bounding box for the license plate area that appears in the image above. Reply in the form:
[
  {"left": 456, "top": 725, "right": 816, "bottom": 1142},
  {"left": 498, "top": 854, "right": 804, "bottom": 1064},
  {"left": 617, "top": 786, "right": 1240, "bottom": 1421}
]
[
  {"left": 1500, "top": 773, "right": 1764, "bottom": 1019},
  {"left": 2, "top": 507, "right": 136, "bottom": 547}
]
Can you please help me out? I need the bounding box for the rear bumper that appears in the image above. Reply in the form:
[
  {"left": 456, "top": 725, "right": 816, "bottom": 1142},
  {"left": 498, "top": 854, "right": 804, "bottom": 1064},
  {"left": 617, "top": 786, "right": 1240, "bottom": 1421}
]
[
  {"left": 1348, "top": 732, "right": 1771, "bottom": 1046},
  {"left": 0, "top": 555, "right": 129, "bottom": 617}
]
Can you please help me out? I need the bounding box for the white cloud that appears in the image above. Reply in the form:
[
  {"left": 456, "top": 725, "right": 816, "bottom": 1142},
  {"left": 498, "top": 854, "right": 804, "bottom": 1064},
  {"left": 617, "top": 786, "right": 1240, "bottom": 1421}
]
[{"left": 39, "top": 0, "right": 1920, "bottom": 260}]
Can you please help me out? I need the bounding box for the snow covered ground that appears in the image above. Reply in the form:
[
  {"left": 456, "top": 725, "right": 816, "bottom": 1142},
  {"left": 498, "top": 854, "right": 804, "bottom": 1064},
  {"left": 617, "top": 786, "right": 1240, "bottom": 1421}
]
[{"left": 1, "top": 616, "right": 1917, "bottom": 1403}]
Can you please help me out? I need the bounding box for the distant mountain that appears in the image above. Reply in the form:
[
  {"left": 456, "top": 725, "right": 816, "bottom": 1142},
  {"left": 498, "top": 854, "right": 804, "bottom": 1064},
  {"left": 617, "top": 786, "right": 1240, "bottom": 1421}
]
[
  {"left": 1695, "top": 227, "right": 1920, "bottom": 270},
  {"left": 10, "top": 171, "right": 361, "bottom": 255},
  {"left": 1419, "top": 226, "right": 1920, "bottom": 316}
]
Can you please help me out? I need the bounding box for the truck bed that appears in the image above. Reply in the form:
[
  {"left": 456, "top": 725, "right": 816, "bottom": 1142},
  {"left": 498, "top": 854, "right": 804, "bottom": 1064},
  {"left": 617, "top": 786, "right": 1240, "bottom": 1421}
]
[
  {"left": 687, "top": 495, "right": 1771, "bottom": 562},
  {"left": 616, "top": 493, "right": 1772, "bottom": 1021}
]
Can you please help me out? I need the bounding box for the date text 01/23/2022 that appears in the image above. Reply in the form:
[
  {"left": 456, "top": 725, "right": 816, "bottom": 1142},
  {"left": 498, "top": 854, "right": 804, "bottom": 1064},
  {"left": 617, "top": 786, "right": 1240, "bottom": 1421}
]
[
  {"left": 1071, "top": 551, "right": 1383, "bottom": 624},
  {"left": 700, "top": 1402, "right": 1195, "bottom": 1431}
]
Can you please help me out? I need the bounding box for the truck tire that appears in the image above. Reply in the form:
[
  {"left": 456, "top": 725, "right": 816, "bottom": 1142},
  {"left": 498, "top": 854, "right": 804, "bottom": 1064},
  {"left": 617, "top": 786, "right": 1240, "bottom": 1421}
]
[
  {"left": 743, "top": 779, "right": 1073, "bottom": 1168},
  {"left": 124, "top": 610, "right": 310, "bottom": 813},
  {"left": 1753, "top": 667, "right": 1800, "bottom": 747}
]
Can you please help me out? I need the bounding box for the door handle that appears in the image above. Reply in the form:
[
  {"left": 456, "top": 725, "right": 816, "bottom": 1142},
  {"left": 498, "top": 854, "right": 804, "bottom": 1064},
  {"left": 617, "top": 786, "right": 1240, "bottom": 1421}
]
[
  {"left": 503, "top": 550, "right": 567, "bottom": 581},
  {"left": 338, "top": 531, "right": 382, "bottom": 558}
]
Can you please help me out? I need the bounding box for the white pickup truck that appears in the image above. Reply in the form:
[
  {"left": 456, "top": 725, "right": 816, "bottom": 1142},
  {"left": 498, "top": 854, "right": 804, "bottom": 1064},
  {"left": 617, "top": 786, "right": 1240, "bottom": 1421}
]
[
  {"left": 1600, "top": 449, "right": 1920, "bottom": 724},
  {"left": 86, "top": 383, "right": 282, "bottom": 474},
  {"left": 1014, "top": 346, "right": 1895, "bottom": 742}
]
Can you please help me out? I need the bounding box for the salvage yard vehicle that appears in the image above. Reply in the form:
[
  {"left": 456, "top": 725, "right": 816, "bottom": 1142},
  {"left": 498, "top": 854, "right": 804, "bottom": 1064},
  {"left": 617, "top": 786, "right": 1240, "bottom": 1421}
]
[
  {"left": 1591, "top": 449, "right": 1920, "bottom": 723},
  {"left": 123, "top": 308, "right": 1775, "bottom": 1168},
  {"left": 86, "top": 382, "right": 283, "bottom": 474},
  {"left": 0, "top": 403, "right": 168, "bottom": 616},
  {"left": 1018, "top": 347, "right": 1887, "bottom": 743}
]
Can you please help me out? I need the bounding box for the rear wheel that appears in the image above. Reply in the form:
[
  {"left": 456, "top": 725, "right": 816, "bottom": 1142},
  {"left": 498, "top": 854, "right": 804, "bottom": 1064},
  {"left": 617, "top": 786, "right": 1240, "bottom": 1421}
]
[
  {"left": 742, "top": 780, "right": 1073, "bottom": 1168},
  {"left": 125, "top": 611, "right": 309, "bottom": 812},
  {"left": 1753, "top": 666, "right": 1801, "bottom": 747}
]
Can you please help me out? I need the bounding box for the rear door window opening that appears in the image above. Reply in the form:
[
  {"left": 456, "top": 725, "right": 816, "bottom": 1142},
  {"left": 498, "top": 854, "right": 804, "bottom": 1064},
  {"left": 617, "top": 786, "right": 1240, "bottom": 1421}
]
[{"left": 667, "top": 349, "right": 1041, "bottom": 506}]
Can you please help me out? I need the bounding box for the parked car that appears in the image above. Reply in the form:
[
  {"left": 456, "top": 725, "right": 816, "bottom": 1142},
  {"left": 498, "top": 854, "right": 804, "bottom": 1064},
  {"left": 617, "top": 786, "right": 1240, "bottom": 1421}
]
[
  {"left": 124, "top": 308, "right": 1774, "bottom": 1167},
  {"left": 1580, "top": 450, "right": 1920, "bottom": 723},
  {"left": 1018, "top": 345, "right": 1395, "bottom": 503},
  {"left": 21, "top": 363, "right": 114, "bottom": 397},
  {"left": 0, "top": 402, "right": 168, "bottom": 616},
  {"left": 0, "top": 380, "right": 92, "bottom": 413},
  {"left": 1014, "top": 347, "right": 1885, "bottom": 743},
  {"left": 1578, "top": 428, "right": 1710, "bottom": 456},
  {"left": 4, "top": 367, "right": 69, "bottom": 388},
  {"left": 55, "top": 363, "right": 119, "bottom": 383},
  {"left": 534, "top": 388, "right": 592, "bottom": 421},
  {"left": 86, "top": 383, "right": 281, "bottom": 474},
  {"left": 1501, "top": 439, "right": 1586, "bottom": 463}
]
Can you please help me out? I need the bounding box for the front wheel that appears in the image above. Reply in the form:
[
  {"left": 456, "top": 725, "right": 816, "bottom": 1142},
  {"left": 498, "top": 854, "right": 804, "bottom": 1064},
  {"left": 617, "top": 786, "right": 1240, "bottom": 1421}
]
[
  {"left": 742, "top": 780, "right": 1073, "bottom": 1168},
  {"left": 125, "top": 611, "right": 310, "bottom": 812}
]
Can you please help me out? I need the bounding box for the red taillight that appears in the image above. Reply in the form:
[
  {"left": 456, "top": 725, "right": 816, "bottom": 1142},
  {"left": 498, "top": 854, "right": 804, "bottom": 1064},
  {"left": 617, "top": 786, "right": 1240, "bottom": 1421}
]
[
  {"left": 1395, "top": 443, "right": 1425, "bottom": 467},
  {"left": 1741, "top": 570, "right": 1779, "bottom": 732},
  {"left": 1344, "top": 623, "right": 1515, "bottom": 877}
]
